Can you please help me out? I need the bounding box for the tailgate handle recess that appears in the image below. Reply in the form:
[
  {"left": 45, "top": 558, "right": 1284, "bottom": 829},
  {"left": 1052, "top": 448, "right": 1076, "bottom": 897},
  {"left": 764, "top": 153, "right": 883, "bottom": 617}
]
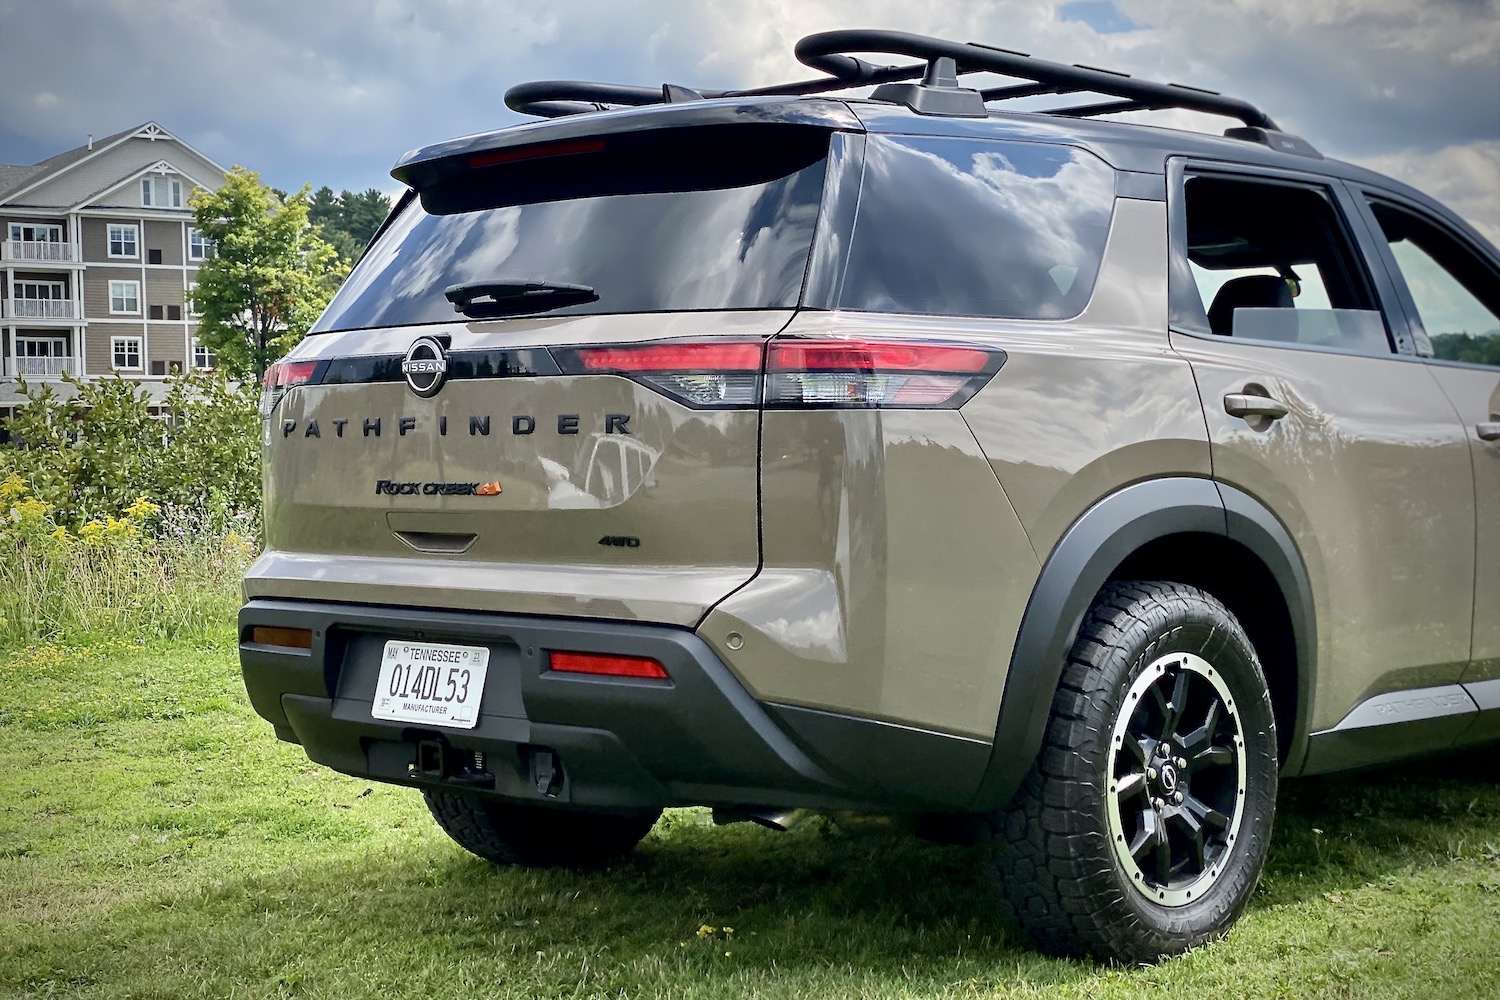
[{"left": 393, "top": 530, "right": 478, "bottom": 554}]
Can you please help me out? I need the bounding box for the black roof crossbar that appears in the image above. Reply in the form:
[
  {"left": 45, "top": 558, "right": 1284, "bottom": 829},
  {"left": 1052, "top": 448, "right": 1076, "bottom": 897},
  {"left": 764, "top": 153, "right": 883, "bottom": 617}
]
[{"left": 504, "top": 28, "right": 1284, "bottom": 134}]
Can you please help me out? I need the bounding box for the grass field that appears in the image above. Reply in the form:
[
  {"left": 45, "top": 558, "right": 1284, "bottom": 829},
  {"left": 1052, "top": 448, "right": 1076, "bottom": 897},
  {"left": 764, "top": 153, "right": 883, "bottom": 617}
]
[{"left": 1, "top": 635, "right": 1497, "bottom": 999}]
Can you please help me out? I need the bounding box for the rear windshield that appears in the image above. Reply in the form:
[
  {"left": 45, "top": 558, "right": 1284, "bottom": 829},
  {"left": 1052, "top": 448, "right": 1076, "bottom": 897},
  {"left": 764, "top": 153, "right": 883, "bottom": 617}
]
[
  {"left": 838, "top": 136, "right": 1116, "bottom": 319},
  {"left": 313, "top": 127, "right": 829, "bottom": 333}
]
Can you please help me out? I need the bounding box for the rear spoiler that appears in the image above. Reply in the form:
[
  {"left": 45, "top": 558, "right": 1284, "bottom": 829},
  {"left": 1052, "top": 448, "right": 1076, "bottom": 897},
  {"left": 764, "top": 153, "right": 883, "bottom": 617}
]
[{"left": 390, "top": 97, "right": 861, "bottom": 193}]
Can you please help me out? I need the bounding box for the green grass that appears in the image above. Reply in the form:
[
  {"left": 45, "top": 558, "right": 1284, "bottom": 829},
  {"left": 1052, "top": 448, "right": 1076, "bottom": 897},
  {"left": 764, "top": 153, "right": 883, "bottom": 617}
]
[{"left": 1, "top": 637, "right": 1497, "bottom": 999}]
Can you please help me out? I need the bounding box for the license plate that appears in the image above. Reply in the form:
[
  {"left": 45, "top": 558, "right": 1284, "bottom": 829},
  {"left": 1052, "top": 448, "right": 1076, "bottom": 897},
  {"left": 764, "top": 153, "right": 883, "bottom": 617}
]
[{"left": 372, "top": 640, "right": 490, "bottom": 729}]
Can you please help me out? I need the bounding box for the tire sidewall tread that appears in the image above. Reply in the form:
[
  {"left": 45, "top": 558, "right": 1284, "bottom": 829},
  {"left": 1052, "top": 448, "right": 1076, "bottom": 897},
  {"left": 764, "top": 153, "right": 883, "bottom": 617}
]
[{"left": 988, "top": 580, "right": 1279, "bottom": 963}]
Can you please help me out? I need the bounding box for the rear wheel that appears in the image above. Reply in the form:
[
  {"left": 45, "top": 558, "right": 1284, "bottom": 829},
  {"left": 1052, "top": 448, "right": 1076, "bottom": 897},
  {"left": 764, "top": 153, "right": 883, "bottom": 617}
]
[
  {"left": 988, "top": 580, "right": 1278, "bottom": 962},
  {"left": 424, "top": 791, "right": 660, "bottom": 868}
]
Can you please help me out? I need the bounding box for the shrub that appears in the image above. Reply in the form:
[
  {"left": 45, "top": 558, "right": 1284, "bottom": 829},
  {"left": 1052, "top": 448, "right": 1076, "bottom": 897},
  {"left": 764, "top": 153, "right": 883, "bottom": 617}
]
[{"left": 0, "top": 369, "right": 260, "bottom": 530}]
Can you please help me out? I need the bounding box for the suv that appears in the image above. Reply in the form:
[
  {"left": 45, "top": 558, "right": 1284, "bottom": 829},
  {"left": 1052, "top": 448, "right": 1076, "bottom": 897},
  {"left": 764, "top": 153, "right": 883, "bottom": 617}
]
[{"left": 238, "top": 30, "right": 1500, "bottom": 962}]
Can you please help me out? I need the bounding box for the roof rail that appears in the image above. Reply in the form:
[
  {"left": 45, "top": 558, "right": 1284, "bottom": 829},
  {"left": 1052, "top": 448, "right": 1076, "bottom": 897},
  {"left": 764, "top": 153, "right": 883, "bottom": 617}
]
[{"left": 504, "top": 28, "right": 1288, "bottom": 138}]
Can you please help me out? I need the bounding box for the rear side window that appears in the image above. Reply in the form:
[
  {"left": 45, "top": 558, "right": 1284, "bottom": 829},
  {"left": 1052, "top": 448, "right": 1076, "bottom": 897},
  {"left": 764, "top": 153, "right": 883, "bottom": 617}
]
[
  {"left": 1179, "top": 175, "right": 1391, "bottom": 355},
  {"left": 837, "top": 136, "right": 1116, "bottom": 319},
  {"left": 313, "top": 127, "right": 829, "bottom": 333}
]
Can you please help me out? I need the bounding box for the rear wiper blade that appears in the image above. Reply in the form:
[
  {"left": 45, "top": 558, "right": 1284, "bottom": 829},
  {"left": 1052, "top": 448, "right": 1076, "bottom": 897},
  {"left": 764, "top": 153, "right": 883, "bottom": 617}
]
[{"left": 444, "top": 279, "right": 598, "bottom": 318}]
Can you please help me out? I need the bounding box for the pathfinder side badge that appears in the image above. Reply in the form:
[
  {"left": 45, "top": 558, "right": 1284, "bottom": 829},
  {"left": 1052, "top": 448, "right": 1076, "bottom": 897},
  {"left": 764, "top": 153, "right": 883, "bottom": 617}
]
[{"left": 401, "top": 336, "right": 448, "bottom": 397}]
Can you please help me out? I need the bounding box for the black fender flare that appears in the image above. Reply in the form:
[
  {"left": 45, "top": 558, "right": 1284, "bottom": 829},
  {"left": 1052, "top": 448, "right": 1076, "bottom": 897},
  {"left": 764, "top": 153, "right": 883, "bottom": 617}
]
[{"left": 968, "top": 476, "right": 1315, "bottom": 811}]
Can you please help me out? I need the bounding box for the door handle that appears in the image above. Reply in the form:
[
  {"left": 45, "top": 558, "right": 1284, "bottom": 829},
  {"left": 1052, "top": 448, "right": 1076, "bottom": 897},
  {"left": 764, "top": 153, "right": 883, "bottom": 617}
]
[
  {"left": 1478, "top": 422, "right": 1500, "bottom": 442},
  {"left": 1224, "top": 393, "right": 1289, "bottom": 421}
]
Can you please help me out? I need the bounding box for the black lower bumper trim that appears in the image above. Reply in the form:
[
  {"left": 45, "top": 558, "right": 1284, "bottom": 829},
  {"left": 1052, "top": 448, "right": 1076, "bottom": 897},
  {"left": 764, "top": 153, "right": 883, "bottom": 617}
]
[{"left": 239, "top": 599, "right": 900, "bottom": 812}]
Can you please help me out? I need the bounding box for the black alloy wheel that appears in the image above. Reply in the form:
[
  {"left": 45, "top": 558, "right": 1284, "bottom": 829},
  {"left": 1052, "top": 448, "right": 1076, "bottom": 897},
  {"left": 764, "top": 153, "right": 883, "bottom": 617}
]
[{"left": 988, "top": 580, "right": 1278, "bottom": 963}]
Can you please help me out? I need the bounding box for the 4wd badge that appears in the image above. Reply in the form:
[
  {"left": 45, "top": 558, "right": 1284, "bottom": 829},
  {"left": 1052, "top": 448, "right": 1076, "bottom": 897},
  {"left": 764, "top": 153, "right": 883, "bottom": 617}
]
[{"left": 401, "top": 336, "right": 448, "bottom": 397}]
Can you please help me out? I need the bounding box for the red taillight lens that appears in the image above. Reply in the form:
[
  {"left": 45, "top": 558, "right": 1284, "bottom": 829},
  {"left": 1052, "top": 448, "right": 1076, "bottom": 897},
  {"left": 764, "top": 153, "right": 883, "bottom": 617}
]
[
  {"left": 259, "top": 359, "right": 321, "bottom": 417},
  {"left": 551, "top": 337, "right": 1003, "bottom": 410},
  {"left": 547, "top": 651, "right": 670, "bottom": 680},
  {"left": 553, "top": 340, "right": 763, "bottom": 409},
  {"left": 770, "top": 341, "right": 991, "bottom": 374},
  {"left": 570, "top": 342, "right": 764, "bottom": 372},
  {"left": 766, "top": 338, "right": 1003, "bottom": 408}
]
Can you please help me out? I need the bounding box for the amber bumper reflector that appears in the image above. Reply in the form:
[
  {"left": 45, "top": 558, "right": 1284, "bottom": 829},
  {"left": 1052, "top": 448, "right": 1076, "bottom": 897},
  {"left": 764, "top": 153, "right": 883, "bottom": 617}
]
[{"left": 250, "top": 626, "right": 313, "bottom": 649}]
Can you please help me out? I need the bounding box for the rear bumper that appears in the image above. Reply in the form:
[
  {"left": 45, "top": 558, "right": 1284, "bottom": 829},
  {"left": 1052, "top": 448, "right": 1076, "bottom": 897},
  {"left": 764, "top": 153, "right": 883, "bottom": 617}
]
[{"left": 240, "top": 598, "right": 901, "bottom": 813}]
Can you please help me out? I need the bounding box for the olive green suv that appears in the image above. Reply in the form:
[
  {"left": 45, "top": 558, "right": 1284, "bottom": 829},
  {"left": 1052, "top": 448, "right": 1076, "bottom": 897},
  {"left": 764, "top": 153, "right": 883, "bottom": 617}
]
[{"left": 238, "top": 30, "right": 1500, "bottom": 962}]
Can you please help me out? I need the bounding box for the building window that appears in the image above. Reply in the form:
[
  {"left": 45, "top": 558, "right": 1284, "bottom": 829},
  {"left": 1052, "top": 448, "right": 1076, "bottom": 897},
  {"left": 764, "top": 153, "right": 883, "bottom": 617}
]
[
  {"left": 188, "top": 228, "right": 215, "bottom": 260},
  {"left": 187, "top": 281, "right": 202, "bottom": 316},
  {"left": 14, "top": 280, "right": 66, "bottom": 300},
  {"left": 9, "top": 222, "right": 63, "bottom": 243},
  {"left": 109, "top": 280, "right": 140, "bottom": 314},
  {"left": 108, "top": 224, "right": 138, "bottom": 258},
  {"left": 141, "top": 176, "right": 183, "bottom": 208},
  {"left": 112, "top": 336, "right": 143, "bottom": 370},
  {"left": 192, "top": 339, "right": 216, "bottom": 370}
]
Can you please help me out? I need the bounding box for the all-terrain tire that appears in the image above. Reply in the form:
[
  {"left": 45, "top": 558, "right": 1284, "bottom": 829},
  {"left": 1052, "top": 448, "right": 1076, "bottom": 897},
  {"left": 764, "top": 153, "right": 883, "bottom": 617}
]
[
  {"left": 424, "top": 791, "right": 660, "bottom": 868},
  {"left": 987, "top": 580, "right": 1278, "bottom": 963}
]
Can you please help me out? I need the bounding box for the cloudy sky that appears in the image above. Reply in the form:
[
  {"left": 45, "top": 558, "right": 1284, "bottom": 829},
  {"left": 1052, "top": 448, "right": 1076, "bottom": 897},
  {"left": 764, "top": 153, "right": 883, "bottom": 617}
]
[{"left": 1, "top": 0, "right": 1496, "bottom": 241}]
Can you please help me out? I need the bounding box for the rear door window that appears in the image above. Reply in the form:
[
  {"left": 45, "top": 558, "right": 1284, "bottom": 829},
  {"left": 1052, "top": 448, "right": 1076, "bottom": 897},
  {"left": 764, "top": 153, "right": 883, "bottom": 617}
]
[
  {"left": 1178, "top": 174, "right": 1392, "bottom": 355},
  {"left": 1364, "top": 200, "right": 1500, "bottom": 367},
  {"left": 837, "top": 136, "right": 1116, "bottom": 320},
  {"left": 314, "top": 128, "right": 829, "bottom": 333}
]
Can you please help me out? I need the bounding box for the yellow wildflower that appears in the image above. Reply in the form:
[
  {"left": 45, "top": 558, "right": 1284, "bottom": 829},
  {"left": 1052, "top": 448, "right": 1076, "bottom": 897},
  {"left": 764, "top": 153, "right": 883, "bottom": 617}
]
[
  {"left": 0, "top": 472, "right": 26, "bottom": 503},
  {"left": 11, "top": 497, "right": 51, "bottom": 524},
  {"left": 123, "top": 495, "right": 160, "bottom": 521}
]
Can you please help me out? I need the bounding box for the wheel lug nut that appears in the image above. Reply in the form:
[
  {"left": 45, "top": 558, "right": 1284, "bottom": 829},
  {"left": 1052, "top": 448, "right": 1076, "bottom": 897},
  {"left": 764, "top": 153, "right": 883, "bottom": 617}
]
[
  {"left": 1147, "top": 767, "right": 1158, "bottom": 780},
  {"left": 1153, "top": 797, "right": 1165, "bottom": 810},
  {"left": 1175, "top": 757, "right": 1186, "bottom": 769},
  {"left": 1161, "top": 743, "right": 1172, "bottom": 756},
  {"left": 1174, "top": 792, "right": 1184, "bottom": 804}
]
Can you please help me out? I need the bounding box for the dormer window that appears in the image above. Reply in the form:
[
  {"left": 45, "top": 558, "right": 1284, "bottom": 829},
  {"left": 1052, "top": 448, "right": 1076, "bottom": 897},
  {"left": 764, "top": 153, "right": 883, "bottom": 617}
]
[{"left": 142, "top": 176, "right": 183, "bottom": 208}]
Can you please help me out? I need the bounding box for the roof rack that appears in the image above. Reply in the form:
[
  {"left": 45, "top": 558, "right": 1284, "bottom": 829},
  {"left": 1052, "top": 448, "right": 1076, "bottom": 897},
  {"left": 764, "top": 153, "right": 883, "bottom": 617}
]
[{"left": 505, "top": 29, "right": 1288, "bottom": 140}]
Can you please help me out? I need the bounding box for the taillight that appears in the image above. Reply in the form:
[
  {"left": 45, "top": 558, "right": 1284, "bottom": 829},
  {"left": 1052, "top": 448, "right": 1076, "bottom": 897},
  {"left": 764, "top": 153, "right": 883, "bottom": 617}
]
[
  {"left": 467, "top": 138, "right": 606, "bottom": 169},
  {"left": 259, "top": 359, "right": 321, "bottom": 418},
  {"left": 547, "top": 651, "right": 670, "bottom": 680},
  {"left": 553, "top": 340, "right": 763, "bottom": 408},
  {"left": 766, "top": 339, "right": 1003, "bottom": 409},
  {"left": 553, "top": 338, "right": 1003, "bottom": 409}
]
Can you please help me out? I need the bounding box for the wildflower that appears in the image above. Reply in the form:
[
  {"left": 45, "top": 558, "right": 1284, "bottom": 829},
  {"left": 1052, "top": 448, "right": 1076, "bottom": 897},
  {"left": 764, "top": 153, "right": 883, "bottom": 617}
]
[
  {"left": 124, "top": 495, "right": 160, "bottom": 521},
  {"left": 0, "top": 472, "right": 26, "bottom": 503}
]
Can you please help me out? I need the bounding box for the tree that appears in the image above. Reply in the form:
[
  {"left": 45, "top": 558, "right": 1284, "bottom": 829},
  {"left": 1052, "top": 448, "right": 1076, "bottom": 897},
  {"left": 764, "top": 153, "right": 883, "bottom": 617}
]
[
  {"left": 306, "top": 185, "right": 392, "bottom": 265},
  {"left": 307, "top": 185, "right": 363, "bottom": 264},
  {"left": 189, "top": 168, "right": 345, "bottom": 383}
]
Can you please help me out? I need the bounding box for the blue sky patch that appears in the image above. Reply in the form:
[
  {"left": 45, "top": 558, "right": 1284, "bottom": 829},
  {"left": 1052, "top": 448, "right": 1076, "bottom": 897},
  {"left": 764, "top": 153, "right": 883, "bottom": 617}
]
[{"left": 1059, "top": 1, "right": 1142, "bottom": 34}]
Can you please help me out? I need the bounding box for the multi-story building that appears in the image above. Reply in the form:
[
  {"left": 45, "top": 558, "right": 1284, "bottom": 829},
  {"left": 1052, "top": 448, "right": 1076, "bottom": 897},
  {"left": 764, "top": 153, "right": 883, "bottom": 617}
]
[{"left": 0, "top": 122, "right": 228, "bottom": 424}]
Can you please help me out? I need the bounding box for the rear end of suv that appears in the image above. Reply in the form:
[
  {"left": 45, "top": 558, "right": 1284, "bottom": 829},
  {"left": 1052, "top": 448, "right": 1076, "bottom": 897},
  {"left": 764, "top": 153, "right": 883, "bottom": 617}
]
[{"left": 240, "top": 29, "right": 1500, "bottom": 964}]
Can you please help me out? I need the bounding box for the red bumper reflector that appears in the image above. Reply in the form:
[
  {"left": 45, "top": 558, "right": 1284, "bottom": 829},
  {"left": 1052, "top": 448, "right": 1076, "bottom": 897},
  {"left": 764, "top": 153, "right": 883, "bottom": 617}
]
[
  {"left": 548, "top": 651, "right": 670, "bottom": 680},
  {"left": 249, "top": 626, "right": 313, "bottom": 649}
]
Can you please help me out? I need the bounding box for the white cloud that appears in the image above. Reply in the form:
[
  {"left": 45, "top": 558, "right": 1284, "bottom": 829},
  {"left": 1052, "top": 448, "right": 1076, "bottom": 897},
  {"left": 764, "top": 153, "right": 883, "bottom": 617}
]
[
  {"left": 0, "top": 0, "right": 1495, "bottom": 237},
  {"left": 1353, "top": 141, "right": 1500, "bottom": 245}
]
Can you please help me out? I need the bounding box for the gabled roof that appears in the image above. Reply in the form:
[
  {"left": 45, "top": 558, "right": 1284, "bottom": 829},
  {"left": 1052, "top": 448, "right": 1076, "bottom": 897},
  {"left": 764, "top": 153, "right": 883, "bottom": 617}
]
[
  {"left": 0, "top": 164, "right": 45, "bottom": 199},
  {"left": 0, "top": 122, "right": 226, "bottom": 207},
  {"left": 75, "top": 156, "right": 219, "bottom": 212}
]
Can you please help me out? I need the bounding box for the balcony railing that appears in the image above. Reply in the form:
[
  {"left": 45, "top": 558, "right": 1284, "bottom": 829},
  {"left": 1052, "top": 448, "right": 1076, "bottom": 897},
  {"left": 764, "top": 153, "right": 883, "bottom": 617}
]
[
  {"left": 1, "top": 240, "right": 76, "bottom": 263},
  {"left": 5, "top": 299, "right": 77, "bottom": 319},
  {"left": 5, "top": 356, "right": 78, "bottom": 378}
]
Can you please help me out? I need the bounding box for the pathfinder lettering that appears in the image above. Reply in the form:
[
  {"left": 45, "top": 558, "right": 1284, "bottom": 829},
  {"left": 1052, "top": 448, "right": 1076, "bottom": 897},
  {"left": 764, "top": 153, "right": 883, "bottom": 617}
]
[{"left": 281, "top": 413, "right": 630, "bottom": 438}]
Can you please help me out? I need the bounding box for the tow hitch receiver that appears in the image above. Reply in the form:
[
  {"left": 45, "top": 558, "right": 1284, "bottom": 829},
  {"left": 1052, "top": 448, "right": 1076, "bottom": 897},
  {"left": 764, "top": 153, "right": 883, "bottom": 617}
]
[{"left": 409, "top": 739, "right": 495, "bottom": 790}]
